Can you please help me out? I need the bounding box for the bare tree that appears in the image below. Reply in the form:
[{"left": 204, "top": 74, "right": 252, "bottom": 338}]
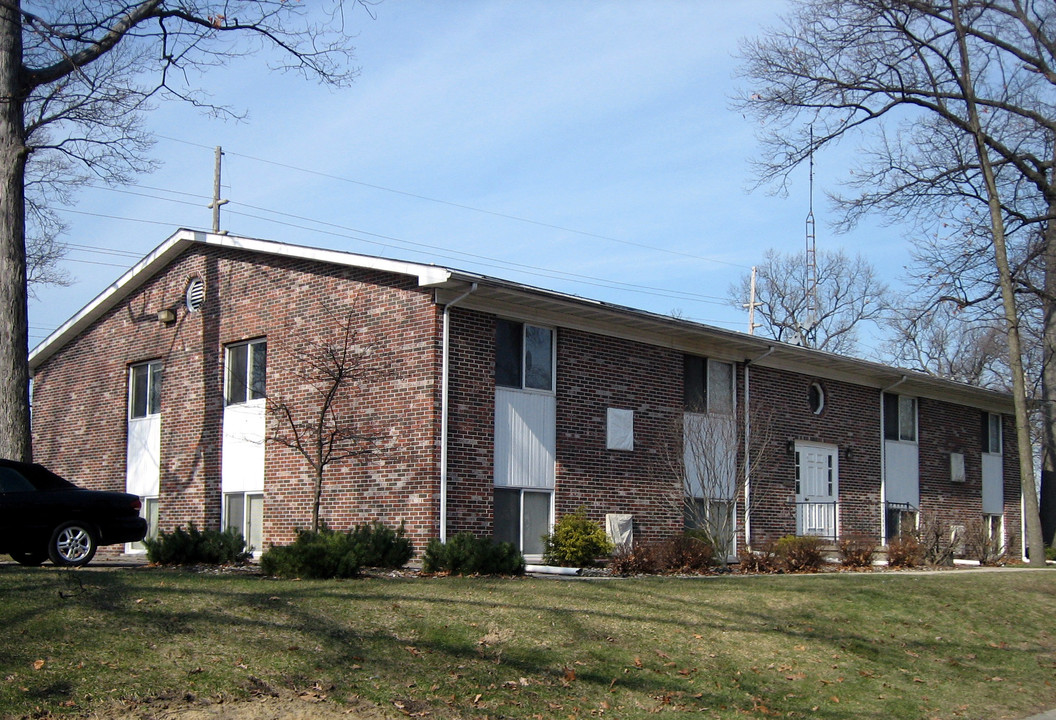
[
  {"left": 736, "top": 0, "right": 1051, "bottom": 564},
  {"left": 664, "top": 406, "right": 774, "bottom": 566},
  {"left": 2, "top": 1, "right": 370, "bottom": 462},
  {"left": 882, "top": 302, "right": 1009, "bottom": 388},
  {"left": 267, "top": 305, "right": 396, "bottom": 533},
  {"left": 729, "top": 248, "right": 888, "bottom": 354}
]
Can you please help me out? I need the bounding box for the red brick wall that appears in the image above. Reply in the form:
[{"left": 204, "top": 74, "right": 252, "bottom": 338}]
[
  {"left": 444, "top": 308, "right": 495, "bottom": 536},
  {"left": 745, "top": 366, "right": 883, "bottom": 544},
  {"left": 744, "top": 366, "right": 1022, "bottom": 556},
  {"left": 32, "top": 247, "right": 1023, "bottom": 561},
  {"left": 554, "top": 328, "right": 683, "bottom": 543},
  {"left": 917, "top": 399, "right": 1022, "bottom": 556},
  {"left": 32, "top": 245, "right": 442, "bottom": 556},
  {"left": 445, "top": 314, "right": 686, "bottom": 544}
]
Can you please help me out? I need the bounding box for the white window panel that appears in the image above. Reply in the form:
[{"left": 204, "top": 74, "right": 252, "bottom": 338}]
[
  {"left": 222, "top": 402, "right": 266, "bottom": 494},
  {"left": 607, "top": 408, "right": 634, "bottom": 451},
  {"left": 494, "top": 387, "right": 555, "bottom": 489}
]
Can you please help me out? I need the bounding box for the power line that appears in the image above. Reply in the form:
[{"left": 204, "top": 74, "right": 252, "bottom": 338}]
[
  {"left": 154, "top": 133, "right": 751, "bottom": 271},
  {"left": 62, "top": 188, "right": 732, "bottom": 307}
]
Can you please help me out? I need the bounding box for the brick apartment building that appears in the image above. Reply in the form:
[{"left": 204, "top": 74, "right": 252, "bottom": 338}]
[{"left": 28, "top": 230, "right": 1023, "bottom": 561}]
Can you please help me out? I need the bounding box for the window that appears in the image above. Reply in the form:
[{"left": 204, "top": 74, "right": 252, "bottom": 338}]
[
  {"left": 684, "top": 356, "right": 734, "bottom": 414},
  {"left": 129, "top": 361, "right": 162, "bottom": 419},
  {"left": 883, "top": 393, "right": 917, "bottom": 442},
  {"left": 985, "top": 514, "right": 1003, "bottom": 547},
  {"left": 494, "top": 488, "right": 551, "bottom": 556},
  {"left": 225, "top": 492, "right": 264, "bottom": 554},
  {"left": 684, "top": 498, "right": 734, "bottom": 557},
  {"left": 808, "top": 382, "right": 825, "bottom": 414},
  {"left": 983, "top": 413, "right": 1002, "bottom": 454},
  {"left": 226, "top": 339, "right": 267, "bottom": 405},
  {"left": 495, "top": 319, "right": 553, "bottom": 392},
  {"left": 129, "top": 497, "right": 160, "bottom": 552},
  {"left": 0, "top": 466, "right": 34, "bottom": 493},
  {"left": 885, "top": 503, "right": 917, "bottom": 543}
]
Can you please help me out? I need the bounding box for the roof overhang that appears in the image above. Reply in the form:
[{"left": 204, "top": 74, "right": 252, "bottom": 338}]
[
  {"left": 433, "top": 276, "right": 1015, "bottom": 414},
  {"left": 30, "top": 229, "right": 1014, "bottom": 415},
  {"left": 29, "top": 229, "right": 453, "bottom": 371}
]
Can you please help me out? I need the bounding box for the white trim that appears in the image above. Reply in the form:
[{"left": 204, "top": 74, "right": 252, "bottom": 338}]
[
  {"left": 29, "top": 229, "right": 452, "bottom": 371},
  {"left": 30, "top": 229, "right": 1015, "bottom": 418}
]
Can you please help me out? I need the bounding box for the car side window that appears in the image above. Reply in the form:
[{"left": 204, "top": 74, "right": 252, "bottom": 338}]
[{"left": 0, "top": 468, "right": 35, "bottom": 493}]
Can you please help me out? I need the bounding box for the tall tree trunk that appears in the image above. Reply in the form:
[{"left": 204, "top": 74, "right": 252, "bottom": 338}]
[
  {"left": 953, "top": 0, "right": 1045, "bottom": 565},
  {"left": 0, "top": 2, "right": 31, "bottom": 462},
  {"left": 1041, "top": 190, "right": 1056, "bottom": 548}
]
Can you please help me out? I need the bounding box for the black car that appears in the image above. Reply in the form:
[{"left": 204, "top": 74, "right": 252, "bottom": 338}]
[{"left": 0, "top": 459, "right": 148, "bottom": 567}]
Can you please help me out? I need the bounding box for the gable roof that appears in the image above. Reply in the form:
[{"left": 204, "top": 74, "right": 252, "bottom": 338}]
[{"left": 30, "top": 229, "right": 1014, "bottom": 414}]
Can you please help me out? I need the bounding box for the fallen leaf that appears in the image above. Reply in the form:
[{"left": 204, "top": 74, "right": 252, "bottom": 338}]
[
  {"left": 563, "top": 667, "right": 576, "bottom": 683},
  {"left": 32, "top": 660, "right": 44, "bottom": 671}
]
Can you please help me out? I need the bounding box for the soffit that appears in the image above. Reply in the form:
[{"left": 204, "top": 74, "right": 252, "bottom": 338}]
[{"left": 435, "top": 279, "right": 1014, "bottom": 414}]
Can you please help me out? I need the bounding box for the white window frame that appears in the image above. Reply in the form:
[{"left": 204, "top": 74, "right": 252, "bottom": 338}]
[
  {"left": 224, "top": 491, "right": 264, "bottom": 556},
  {"left": 225, "top": 339, "right": 267, "bottom": 406},
  {"left": 885, "top": 393, "right": 918, "bottom": 443},
  {"left": 128, "top": 360, "right": 162, "bottom": 419},
  {"left": 129, "top": 496, "right": 160, "bottom": 553},
  {"left": 706, "top": 359, "right": 735, "bottom": 415},
  {"left": 493, "top": 487, "right": 554, "bottom": 559},
  {"left": 984, "top": 413, "right": 1003, "bottom": 455},
  {"left": 496, "top": 319, "right": 556, "bottom": 394}
]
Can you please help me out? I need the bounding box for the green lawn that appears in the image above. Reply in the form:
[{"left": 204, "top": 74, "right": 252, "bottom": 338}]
[{"left": 1, "top": 566, "right": 1055, "bottom": 719}]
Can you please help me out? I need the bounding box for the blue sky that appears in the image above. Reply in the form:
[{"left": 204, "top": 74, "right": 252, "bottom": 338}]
[{"left": 30, "top": 1, "right": 908, "bottom": 351}]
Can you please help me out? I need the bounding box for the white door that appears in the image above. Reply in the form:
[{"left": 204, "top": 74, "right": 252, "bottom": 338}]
[{"left": 795, "top": 442, "right": 838, "bottom": 538}]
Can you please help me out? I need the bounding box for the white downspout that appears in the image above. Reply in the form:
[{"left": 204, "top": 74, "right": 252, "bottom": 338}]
[
  {"left": 439, "top": 283, "right": 477, "bottom": 542},
  {"left": 744, "top": 346, "right": 774, "bottom": 550},
  {"left": 879, "top": 375, "right": 908, "bottom": 544}
]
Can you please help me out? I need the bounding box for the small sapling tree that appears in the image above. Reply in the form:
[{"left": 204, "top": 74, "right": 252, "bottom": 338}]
[{"left": 267, "top": 303, "right": 396, "bottom": 532}]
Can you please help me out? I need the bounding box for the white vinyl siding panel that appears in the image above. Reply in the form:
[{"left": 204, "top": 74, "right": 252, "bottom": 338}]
[
  {"left": 494, "top": 387, "right": 555, "bottom": 489},
  {"left": 884, "top": 440, "right": 920, "bottom": 508},
  {"left": 982, "top": 453, "right": 1004, "bottom": 515},
  {"left": 126, "top": 415, "right": 161, "bottom": 498},
  {"left": 683, "top": 413, "right": 736, "bottom": 500},
  {"left": 222, "top": 401, "right": 266, "bottom": 493}
]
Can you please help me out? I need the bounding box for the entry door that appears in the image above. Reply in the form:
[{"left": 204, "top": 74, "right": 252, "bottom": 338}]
[{"left": 795, "top": 442, "right": 838, "bottom": 538}]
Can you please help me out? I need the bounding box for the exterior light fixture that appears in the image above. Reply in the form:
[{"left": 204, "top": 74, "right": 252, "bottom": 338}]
[{"left": 157, "top": 308, "right": 176, "bottom": 324}]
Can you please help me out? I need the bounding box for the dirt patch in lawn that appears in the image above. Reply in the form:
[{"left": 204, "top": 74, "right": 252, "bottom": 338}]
[{"left": 82, "top": 692, "right": 397, "bottom": 720}]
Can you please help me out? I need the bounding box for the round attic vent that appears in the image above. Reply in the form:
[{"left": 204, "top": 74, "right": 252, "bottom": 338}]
[
  {"left": 185, "top": 277, "right": 205, "bottom": 312},
  {"left": 808, "top": 382, "right": 825, "bottom": 415}
]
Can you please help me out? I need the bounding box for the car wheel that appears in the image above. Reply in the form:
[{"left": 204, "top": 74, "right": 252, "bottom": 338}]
[
  {"left": 10, "top": 549, "right": 48, "bottom": 566},
  {"left": 48, "top": 523, "right": 98, "bottom": 567}
]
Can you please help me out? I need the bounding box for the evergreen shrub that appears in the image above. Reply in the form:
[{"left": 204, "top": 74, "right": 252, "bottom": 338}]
[
  {"left": 144, "top": 523, "right": 250, "bottom": 566},
  {"left": 421, "top": 532, "right": 525, "bottom": 575}
]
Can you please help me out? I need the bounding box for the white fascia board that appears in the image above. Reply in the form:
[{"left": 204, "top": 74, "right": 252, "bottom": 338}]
[
  {"left": 29, "top": 229, "right": 197, "bottom": 371},
  {"left": 29, "top": 230, "right": 454, "bottom": 371},
  {"left": 200, "top": 233, "right": 453, "bottom": 287}
]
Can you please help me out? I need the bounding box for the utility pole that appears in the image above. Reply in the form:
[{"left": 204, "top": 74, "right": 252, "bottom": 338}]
[
  {"left": 744, "top": 266, "right": 762, "bottom": 335},
  {"left": 207, "top": 146, "right": 229, "bottom": 234}
]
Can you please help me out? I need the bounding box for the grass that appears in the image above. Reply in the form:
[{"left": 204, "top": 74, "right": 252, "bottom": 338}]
[{"left": 1, "top": 566, "right": 1055, "bottom": 719}]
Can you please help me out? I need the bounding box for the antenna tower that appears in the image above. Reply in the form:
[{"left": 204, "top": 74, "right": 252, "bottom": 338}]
[{"left": 804, "top": 126, "right": 819, "bottom": 339}]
